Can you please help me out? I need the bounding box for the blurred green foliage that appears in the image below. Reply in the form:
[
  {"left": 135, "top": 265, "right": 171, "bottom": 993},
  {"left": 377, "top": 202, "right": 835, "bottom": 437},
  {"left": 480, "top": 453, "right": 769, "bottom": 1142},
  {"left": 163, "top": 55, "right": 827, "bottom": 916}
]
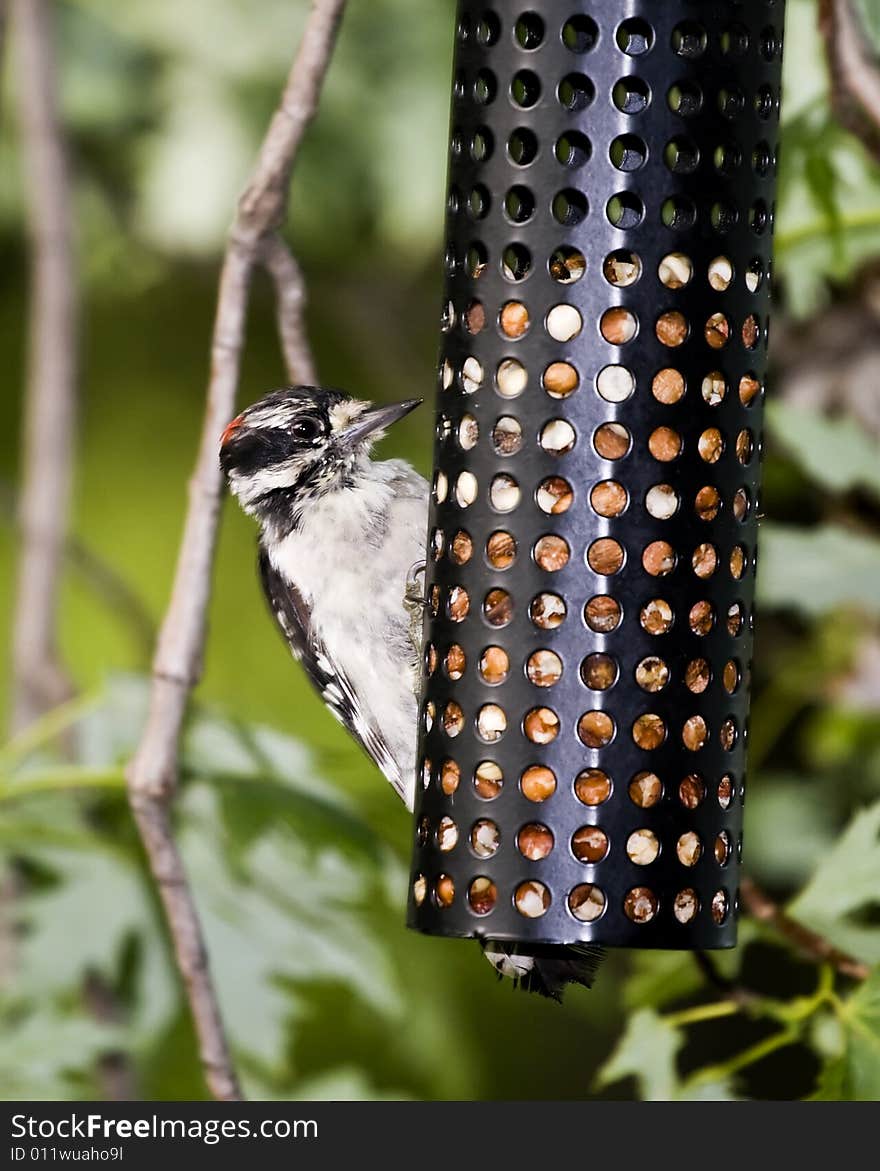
[{"left": 2, "top": 0, "right": 880, "bottom": 1101}]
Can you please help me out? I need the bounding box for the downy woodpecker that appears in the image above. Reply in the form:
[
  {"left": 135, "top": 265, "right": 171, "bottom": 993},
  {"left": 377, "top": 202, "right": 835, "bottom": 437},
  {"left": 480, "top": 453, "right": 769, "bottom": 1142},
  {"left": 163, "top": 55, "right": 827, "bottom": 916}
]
[{"left": 221, "top": 385, "right": 601, "bottom": 999}]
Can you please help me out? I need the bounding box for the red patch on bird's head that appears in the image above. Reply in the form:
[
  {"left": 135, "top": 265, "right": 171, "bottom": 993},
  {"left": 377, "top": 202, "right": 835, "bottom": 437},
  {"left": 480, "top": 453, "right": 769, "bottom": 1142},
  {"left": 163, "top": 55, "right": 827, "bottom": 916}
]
[{"left": 220, "top": 414, "right": 245, "bottom": 448}]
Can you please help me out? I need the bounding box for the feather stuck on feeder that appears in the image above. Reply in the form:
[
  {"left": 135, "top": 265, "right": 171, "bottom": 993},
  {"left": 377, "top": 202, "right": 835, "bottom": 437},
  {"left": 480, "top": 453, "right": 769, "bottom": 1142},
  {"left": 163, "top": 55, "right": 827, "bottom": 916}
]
[{"left": 409, "top": 0, "right": 784, "bottom": 956}]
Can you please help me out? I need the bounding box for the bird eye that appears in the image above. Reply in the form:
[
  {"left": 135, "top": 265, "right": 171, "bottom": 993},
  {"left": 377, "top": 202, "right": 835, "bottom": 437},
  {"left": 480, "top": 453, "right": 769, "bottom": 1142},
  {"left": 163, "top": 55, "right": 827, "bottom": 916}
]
[{"left": 292, "top": 417, "right": 322, "bottom": 442}]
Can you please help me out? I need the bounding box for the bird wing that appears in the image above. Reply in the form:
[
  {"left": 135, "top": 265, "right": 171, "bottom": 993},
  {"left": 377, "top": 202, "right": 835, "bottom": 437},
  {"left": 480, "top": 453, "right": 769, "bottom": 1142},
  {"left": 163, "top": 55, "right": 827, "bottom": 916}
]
[{"left": 258, "top": 546, "right": 407, "bottom": 801}]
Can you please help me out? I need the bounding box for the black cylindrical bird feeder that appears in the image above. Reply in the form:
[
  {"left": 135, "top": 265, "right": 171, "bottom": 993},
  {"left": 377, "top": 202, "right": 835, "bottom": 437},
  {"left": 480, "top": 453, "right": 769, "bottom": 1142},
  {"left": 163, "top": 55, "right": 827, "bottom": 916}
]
[{"left": 409, "top": 0, "right": 784, "bottom": 951}]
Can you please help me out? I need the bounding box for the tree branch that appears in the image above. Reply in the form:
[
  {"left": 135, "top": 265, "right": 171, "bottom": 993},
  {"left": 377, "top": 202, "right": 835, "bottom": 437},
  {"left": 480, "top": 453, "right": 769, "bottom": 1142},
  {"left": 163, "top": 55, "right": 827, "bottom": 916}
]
[
  {"left": 125, "top": 0, "right": 347, "bottom": 1102},
  {"left": 9, "top": 0, "right": 77, "bottom": 734},
  {"left": 821, "top": 0, "right": 880, "bottom": 161},
  {"left": 740, "top": 876, "right": 870, "bottom": 982}
]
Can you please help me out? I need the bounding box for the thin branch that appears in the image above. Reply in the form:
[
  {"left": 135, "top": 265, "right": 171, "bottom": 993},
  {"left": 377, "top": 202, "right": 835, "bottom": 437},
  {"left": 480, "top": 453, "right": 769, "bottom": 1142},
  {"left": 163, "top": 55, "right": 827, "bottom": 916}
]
[
  {"left": 740, "top": 876, "right": 870, "bottom": 982},
  {"left": 262, "top": 235, "right": 317, "bottom": 385},
  {"left": 9, "top": 0, "right": 77, "bottom": 734},
  {"left": 125, "top": 0, "right": 347, "bottom": 1102},
  {"left": 821, "top": 0, "right": 880, "bottom": 161}
]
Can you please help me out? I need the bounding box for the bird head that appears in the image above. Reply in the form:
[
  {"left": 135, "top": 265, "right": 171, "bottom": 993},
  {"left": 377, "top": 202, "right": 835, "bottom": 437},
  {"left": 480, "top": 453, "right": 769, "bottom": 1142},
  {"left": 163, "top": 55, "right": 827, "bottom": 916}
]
[{"left": 220, "top": 385, "right": 421, "bottom": 530}]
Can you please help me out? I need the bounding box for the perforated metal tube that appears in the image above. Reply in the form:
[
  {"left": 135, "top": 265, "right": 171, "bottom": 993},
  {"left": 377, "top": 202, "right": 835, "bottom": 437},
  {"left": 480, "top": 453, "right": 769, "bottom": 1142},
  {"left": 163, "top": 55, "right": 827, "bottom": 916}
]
[{"left": 408, "top": 0, "right": 785, "bottom": 949}]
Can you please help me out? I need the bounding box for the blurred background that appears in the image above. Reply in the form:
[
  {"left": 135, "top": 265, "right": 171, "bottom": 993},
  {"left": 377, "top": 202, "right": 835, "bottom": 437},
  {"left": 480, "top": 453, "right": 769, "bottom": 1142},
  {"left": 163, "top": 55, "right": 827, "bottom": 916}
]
[{"left": 1, "top": 0, "right": 880, "bottom": 1100}]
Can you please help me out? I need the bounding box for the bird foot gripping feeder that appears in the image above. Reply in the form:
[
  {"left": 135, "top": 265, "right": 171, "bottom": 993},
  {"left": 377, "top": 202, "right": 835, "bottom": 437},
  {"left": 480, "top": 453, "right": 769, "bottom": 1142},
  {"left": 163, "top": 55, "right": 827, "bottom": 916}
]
[{"left": 409, "top": 1, "right": 785, "bottom": 954}]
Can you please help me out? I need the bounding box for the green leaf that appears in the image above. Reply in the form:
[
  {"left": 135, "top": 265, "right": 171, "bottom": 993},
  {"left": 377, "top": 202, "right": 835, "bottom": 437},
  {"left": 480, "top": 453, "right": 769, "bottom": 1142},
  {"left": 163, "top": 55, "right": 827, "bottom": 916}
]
[
  {"left": 757, "top": 522, "right": 880, "bottom": 615},
  {"left": 766, "top": 402, "right": 880, "bottom": 498},
  {"left": 789, "top": 800, "right": 880, "bottom": 964},
  {"left": 812, "top": 967, "right": 880, "bottom": 1100},
  {"left": 0, "top": 1004, "right": 124, "bottom": 1100},
  {"left": 596, "top": 1009, "right": 737, "bottom": 1101},
  {"left": 854, "top": 0, "right": 880, "bottom": 49}
]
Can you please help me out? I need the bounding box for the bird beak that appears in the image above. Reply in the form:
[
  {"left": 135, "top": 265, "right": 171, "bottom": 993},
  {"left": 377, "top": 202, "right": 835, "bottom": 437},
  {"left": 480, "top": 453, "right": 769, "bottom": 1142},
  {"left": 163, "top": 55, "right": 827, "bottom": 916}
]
[{"left": 337, "top": 399, "right": 422, "bottom": 451}]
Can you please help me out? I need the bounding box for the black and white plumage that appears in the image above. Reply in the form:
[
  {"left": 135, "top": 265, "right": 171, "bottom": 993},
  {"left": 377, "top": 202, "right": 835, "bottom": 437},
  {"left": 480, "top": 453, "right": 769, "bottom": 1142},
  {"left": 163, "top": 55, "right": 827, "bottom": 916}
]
[{"left": 221, "top": 385, "right": 602, "bottom": 1000}]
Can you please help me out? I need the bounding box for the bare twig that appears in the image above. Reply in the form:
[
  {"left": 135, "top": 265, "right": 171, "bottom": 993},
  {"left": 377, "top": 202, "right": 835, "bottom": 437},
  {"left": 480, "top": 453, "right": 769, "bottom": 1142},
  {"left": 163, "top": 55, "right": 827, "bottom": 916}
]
[
  {"left": 740, "top": 876, "right": 870, "bottom": 982},
  {"left": 125, "top": 0, "right": 347, "bottom": 1102},
  {"left": 821, "top": 0, "right": 880, "bottom": 161},
  {"left": 262, "top": 235, "right": 317, "bottom": 385},
  {"left": 9, "top": 0, "right": 77, "bottom": 734}
]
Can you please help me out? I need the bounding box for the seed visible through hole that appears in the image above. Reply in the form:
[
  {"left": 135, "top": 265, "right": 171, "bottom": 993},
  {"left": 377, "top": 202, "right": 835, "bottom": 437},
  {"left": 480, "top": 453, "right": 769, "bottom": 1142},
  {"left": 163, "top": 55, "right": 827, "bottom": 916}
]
[
  {"left": 515, "top": 880, "right": 550, "bottom": 918},
  {"left": 490, "top": 474, "right": 520, "bottom": 512},
  {"left": 445, "top": 644, "right": 465, "bottom": 680},
  {"left": 492, "top": 416, "right": 523, "bottom": 456},
  {"left": 656, "top": 311, "right": 688, "bottom": 347},
  {"left": 576, "top": 769, "right": 611, "bottom": 805},
  {"left": 569, "top": 884, "right": 606, "bottom": 922},
  {"left": 484, "top": 588, "right": 513, "bottom": 626},
  {"left": 677, "top": 831, "right": 702, "bottom": 866},
  {"left": 531, "top": 592, "right": 566, "bottom": 629},
  {"left": 540, "top": 418, "right": 576, "bottom": 454},
  {"left": 627, "top": 829, "right": 660, "bottom": 865},
  {"left": 438, "top": 816, "right": 458, "bottom": 852},
  {"left": 682, "top": 715, "right": 708, "bottom": 751},
  {"left": 468, "top": 877, "right": 497, "bottom": 914},
  {"left": 585, "top": 594, "right": 622, "bottom": 632},
  {"left": 679, "top": 773, "right": 706, "bottom": 808},
  {"left": 470, "top": 819, "right": 500, "bottom": 858},
  {"left": 487, "top": 531, "right": 516, "bottom": 569},
  {"left": 455, "top": 470, "right": 478, "bottom": 506},
  {"left": 546, "top": 304, "right": 583, "bottom": 342},
  {"left": 603, "top": 249, "right": 641, "bottom": 286},
  {"left": 641, "top": 598, "right": 673, "bottom": 634},
  {"left": 436, "top": 874, "right": 455, "bottom": 907},
  {"left": 413, "top": 875, "right": 426, "bottom": 906},
  {"left": 587, "top": 538, "right": 624, "bottom": 574},
  {"left": 653, "top": 368, "right": 685, "bottom": 404},
  {"left": 462, "top": 356, "right": 483, "bottom": 393},
  {"left": 601, "top": 307, "right": 638, "bottom": 344},
  {"left": 524, "top": 707, "right": 560, "bottom": 745},
  {"left": 685, "top": 658, "right": 711, "bottom": 693},
  {"left": 537, "top": 476, "right": 573, "bottom": 514},
  {"left": 572, "top": 825, "right": 609, "bottom": 863},
  {"left": 535, "top": 534, "right": 570, "bottom": 571},
  {"left": 718, "top": 775, "right": 734, "bottom": 809},
  {"left": 477, "top": 703, "right": 506, "bottom": 742},
  {"left": 518, "top": 823, "right": 554, "bottom": 861},
  {"left": 648, "top": 426, "right": 682, "bottom": 462},
  {"left": 689, "top": 600, "right": 714, "bottom": 635},
  {"left": 643, "top": 540, "right": 675, "bottom": 576},
  {"left": 597, "top": 365, "right": 634, "bottom": 402},
  {"left": 451, "top": 530, "right": 473, "bottom": 565},
  {"left": 633, "top": 713, "right": 666, "bottom": 749},
  {"left": 581, "top": 653, "right": 618, "bottom": 691},
  {"left": 447, "top": 586, "right": 469, "bottom": 622},
  {"left": 695, "top": 485, "right": 721, "bottom": 520},
  {"left": 578, "top": 710, "right": 615, "bottom": 748},
  {"left": 629, "top": 771, "right": 662, "bottom": 807},
  {"left": 474, "top": 761, "right": 503, "bottom": 799},
  {"left": 443, "top": 701, "right": 464, "bottom": 737},
  {"left": 646, "top": 484, "right": 678, "bottom": 519},
  {"left": 712, "top": 889, "right": 728, "bottom": 924},
  {"left": 715, "top": 831, "right": 731, "bottom": 865},
  {"left": 591, "top": 480, "right": 628, "bottom": 517},
  {"left": 441, "top": 759, "right": 460, "bottom": 795},
  {"left": 497, "top": 358, "right": 527, "bottom": 398},
  {"left": 708, "top": 255, "right": 733, "bottom": 290},
  {"left": 521, "top": 765, "right": 557, "bottom": 801},
  {"left": 698, "top": 428, "right": 723, "bottom": 463},
  {"left": 549, "top": 247, "right": 586, "bottom": 283},
  {"left": 674, "top": 889, "right": 699, "bottom": 923},
  {"left": 624, "top": 886, "right": 658, "bottom": 923},
  {"left": 702, "top": 371, "right": 727, "bottom": 405},
  {"left": 500, "top": 301, "right": 530, "bottom": 338},
  {"left": 658, "top": 252, "right": 693, "bottom": 288},
  {"left": 594, "top": 422, "right": 631, "bottom": 459},
  {"left": 479, "top": 646, "right": 509, "bottom": 685},
  {"left": 730, "top": 546, "right": 746, "bottom": 579},
  {"left": 543, "top": 361, "right": 579, "bottom": 398},
  {"left": 527, "top": 649, "right": 563, "bottom": 687},
  {"left": 636, "top": 656, "right": 668, "bottom": 692},
  {"left": 692, "top": 543, "right": 717, "bottom": 578}
]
